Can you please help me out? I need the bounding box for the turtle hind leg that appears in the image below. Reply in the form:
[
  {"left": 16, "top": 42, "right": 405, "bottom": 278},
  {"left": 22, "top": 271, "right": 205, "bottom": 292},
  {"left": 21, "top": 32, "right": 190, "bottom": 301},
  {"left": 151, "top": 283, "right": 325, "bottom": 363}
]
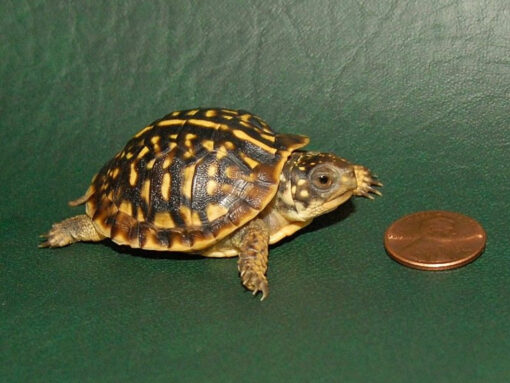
[
  {"left": 39, "top": 214, "right": 104, "bottom": 248},
  {"left": 233, "top": 219, "right": 270, "bottom": 300}
]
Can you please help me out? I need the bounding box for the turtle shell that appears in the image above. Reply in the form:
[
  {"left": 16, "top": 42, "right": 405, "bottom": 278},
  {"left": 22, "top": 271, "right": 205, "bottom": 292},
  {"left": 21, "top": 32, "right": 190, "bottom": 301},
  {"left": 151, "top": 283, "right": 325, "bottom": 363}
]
[{"left": 84, "top": 108, "right": 309, "bottom": 252}]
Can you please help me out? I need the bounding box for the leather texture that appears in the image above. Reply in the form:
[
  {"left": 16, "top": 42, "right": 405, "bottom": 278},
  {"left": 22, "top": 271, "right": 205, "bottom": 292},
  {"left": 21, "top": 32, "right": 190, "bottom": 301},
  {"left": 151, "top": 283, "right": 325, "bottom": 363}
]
[{"left": 1, "top": 1, "right": 509, "bottom": 382}]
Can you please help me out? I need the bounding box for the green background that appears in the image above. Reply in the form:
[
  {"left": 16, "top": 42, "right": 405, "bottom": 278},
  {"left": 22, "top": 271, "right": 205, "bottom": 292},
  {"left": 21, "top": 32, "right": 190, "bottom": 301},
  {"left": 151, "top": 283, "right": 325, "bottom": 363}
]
[{"left": 2, "top": 1, "right": 509, "bottom": 382}]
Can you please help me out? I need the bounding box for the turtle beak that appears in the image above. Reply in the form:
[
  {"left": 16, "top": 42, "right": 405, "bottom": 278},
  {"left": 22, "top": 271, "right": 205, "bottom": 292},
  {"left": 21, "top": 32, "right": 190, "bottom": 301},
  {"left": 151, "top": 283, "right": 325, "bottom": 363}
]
[{"left": 322, "top": 190, "right": 354, "bottom": 212}]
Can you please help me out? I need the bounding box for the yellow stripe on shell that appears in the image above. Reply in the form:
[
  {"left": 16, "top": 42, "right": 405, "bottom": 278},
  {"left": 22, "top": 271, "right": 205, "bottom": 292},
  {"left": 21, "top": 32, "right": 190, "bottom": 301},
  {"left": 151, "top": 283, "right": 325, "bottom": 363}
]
[
  {"left": 206, "top": 204, "right": 229, "bottom": 221},
  {"left": 162, "top": 157, "right": 172, "bottom": 169},
  {"left": 207, "top": 180, "right": 218, "bottom": 195},
  {"left": 137, "top": 146, "right": 150, "bottom": 159},
  {"left": 221, "top": 109, "right": 237, "bottom": 114},
  {"left": 207, "top": 163, "right": 217, "bottom": 177},
  {"left": 220, "top": 183, "right": 233, "bottom": 194},
  {"left": 147, "top": 158, "right": 156, "bottom": 169},
  {"left": 260, "top": 133, "right": 276, "bottom": 142},
  {"left": 142, "top": 231, "right": 161, "bottom": 250},
  {"left": 184, "top": 134, "right": 196, "bottom": 149},
  {"left": 134, "top": 125, "right": 153, "bottom": 138},
  {"left": 216, "top": 149, "right": 227, "bottom": 160},
  {"left": 181, "top": 165, "right": 195, "bottom": 200},
  {"left": 129, "top": 163, "right": 137, "bottom": 186},
  {"left": 202, "top": 139, "right": 214, "bottom": 151},
  {"left": 167, "top": 142, "right": 177, "bottom": 152},
  {"left": 119, "top": 200, "right": 132, "bottom": 216},
  {"left": 239, "top": 121, "right": 251, "bottom": 129},
  {"left": 179, "top": 205, "right": 192, "bottom": 226},
  {"left": 191, "top": 210, "right": 202, "bottom": 226},
  {"left": 188, "top": 118, "right": 220, "bottom": 129},
  {"left": 224, "top": 166, "right": 238, "bottom": 179},
  {"left": 141, "top": 179, "right": 150, "bottom": 204},
  {"left": 151, "top": 135, "right": 161, "bottom": 153},
  {"left": 161, "top": 173, "right": 171, "bottom": 200},
  {"left": 154, "top": 211, "right": 175, "bottom": 228},
  {"left": 229, "top": 129, "right": 277, "bottom": 154},
  {"left": 151, "top": 136, "right": 160, "bottom": 144},
  {"left": 137, "top": 206, "right": 145, "bottom": 221},
  {"left": 239, "top": 153, "right": 259, "bottom": 169},
  {"left": 158, "top": 119, "right": 186, "bottom": 127},
  {"left": 224, "top": 141, "right": 235, "bottom": 150}
]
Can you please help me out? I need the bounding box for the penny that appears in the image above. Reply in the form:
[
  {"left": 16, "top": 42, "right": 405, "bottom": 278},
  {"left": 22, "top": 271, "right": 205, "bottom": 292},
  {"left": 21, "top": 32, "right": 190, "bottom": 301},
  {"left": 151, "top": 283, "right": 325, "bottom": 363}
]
[{"left": 384, "top": 211, "right": 486, "bottom": 271}]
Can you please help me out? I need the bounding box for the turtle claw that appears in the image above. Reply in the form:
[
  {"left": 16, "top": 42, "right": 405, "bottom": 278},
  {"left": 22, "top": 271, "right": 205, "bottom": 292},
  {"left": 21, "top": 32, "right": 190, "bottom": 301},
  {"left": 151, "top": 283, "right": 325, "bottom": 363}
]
[
  {"left": 252, "top": 280, "right": 269, "bottom": 301},
  {"left": 38, "top": 232, "right": 52, "bottom": 247},
  {"left": 362, "top": 192, "right": 375, "bottom": 200},
  {"left": 353, "top": 165, "right": 382, "bottom": 199},
  {"left": 241, "top": 270, "right": 269, "bottom": 301},
  {"left": 370, "top": 187, "right": 383, "bottom": 196},
  {"left": 38, "top": 240, "right": 50, "bottom": 248}
]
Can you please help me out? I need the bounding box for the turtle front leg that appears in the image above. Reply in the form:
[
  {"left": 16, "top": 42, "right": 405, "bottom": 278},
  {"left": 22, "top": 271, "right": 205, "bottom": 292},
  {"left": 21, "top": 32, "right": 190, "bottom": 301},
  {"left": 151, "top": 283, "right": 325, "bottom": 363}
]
[
  {"left": 39, "top": 214, "right": 104, "bottom": 248},
  {"left": 233, "top": 219, "right": 270, "bottom": 300}
]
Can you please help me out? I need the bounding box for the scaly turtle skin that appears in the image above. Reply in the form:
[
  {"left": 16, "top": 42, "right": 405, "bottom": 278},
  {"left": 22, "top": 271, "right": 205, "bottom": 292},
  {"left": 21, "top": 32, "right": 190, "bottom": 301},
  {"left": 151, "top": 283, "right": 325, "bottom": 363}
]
[{"left": 40, "top": 108, "right": 381, "bottom": 299}]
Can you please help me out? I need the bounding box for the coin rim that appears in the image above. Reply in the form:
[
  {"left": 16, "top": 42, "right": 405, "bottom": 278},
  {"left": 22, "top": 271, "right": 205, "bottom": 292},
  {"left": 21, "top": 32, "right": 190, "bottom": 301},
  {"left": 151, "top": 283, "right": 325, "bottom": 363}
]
[{"left": 384, "top": 210, "right": 487, "bottom": 271}]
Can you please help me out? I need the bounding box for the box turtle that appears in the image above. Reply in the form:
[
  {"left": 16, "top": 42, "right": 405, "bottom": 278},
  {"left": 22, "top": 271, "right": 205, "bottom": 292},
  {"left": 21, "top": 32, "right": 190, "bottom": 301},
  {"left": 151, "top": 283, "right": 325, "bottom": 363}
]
[{"left": 40, "top": 108, "right": 381, "bottom": 299}]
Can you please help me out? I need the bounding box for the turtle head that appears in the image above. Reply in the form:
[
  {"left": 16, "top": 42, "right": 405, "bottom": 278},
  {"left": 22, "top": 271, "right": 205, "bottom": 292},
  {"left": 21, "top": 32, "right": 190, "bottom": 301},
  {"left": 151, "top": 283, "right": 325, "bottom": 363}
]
[{"left": 276, "top": 152, "right": 381, "bottom": 222}]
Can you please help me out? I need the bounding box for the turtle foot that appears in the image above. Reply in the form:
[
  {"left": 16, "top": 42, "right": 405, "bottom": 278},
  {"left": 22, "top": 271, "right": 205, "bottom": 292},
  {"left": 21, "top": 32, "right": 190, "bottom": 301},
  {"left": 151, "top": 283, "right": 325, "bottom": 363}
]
[{"left": 353, "top": 165, "right": 382, "bottom": 199}]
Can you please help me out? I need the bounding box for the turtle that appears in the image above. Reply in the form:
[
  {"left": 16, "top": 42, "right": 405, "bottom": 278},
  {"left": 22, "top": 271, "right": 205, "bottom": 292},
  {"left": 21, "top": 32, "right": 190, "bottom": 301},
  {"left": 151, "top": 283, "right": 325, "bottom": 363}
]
[{"left": 40, "top": 108, "right": 381, "bottom": 299}]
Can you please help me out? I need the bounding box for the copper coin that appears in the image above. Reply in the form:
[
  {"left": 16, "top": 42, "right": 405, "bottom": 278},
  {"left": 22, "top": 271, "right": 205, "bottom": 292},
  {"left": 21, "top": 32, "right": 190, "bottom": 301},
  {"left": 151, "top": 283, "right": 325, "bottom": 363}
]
[{"left": 384, "top": 211, "right": 486, "bottom": 270}]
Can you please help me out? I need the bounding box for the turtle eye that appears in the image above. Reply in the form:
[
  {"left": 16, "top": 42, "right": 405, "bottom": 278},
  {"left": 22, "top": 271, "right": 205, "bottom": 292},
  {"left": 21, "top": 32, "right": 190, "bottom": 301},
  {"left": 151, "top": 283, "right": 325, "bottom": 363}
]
[
  {"left": 311, "top": 171, "right": 334, "bottom": 189},
  {"left": 318, "top": 175, "right": 330, "bottom": 185}
]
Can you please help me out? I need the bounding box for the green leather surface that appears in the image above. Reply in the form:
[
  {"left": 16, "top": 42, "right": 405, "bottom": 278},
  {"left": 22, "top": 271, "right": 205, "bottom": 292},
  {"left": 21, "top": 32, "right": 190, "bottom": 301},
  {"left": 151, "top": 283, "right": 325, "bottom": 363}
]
[{"left": 1, "top": 1, "right": 509, "bottom": 382}]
